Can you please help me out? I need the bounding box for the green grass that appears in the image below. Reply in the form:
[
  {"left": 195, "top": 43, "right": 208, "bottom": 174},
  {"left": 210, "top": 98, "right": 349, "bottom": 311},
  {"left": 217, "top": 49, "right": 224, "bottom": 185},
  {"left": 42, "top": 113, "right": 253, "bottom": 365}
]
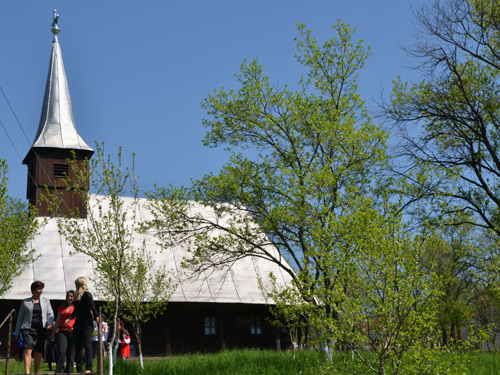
[
  {"left": 467, "top": 352, "right": 500, "bottom": 375},
  {"left": 0, "top": 350, "right": 323, "bottom": 375},
  {"left": 113, "top": 351, "right": 500, "bottom": 375},
  {"left": 114, "top": 350, "right": 323, "bottom": 375},
  {"left": 2, "top": 349, "right": 500, "bottom": 375}
]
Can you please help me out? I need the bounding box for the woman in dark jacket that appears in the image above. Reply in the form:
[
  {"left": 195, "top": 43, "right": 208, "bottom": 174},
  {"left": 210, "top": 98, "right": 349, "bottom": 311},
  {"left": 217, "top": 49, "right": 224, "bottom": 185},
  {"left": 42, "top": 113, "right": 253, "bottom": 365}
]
[
  {"left": 15, "top": 280, "right": 54, "bottom": 374},
  {"left": 69, "top": 277, "right": 99, "bottom": 374}
]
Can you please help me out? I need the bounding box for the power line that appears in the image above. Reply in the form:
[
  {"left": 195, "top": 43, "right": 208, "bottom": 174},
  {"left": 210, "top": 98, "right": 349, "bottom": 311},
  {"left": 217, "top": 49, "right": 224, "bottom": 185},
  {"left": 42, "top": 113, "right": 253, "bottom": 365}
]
[
  {"left": 0, "top": 84, "right": 33, "bottom": 147},
  {"left": 0, "top": 83, "right": 73, "bottom": 214},
  {"left": 0, "top": 117, "right": 24, "bottom": 162}
]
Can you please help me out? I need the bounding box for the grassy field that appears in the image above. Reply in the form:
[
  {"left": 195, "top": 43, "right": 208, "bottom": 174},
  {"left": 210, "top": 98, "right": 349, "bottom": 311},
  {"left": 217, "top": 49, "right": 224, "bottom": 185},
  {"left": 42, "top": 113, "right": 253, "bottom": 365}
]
[{"left": 2, "top": 349, "right": 500, "bottom": 374}]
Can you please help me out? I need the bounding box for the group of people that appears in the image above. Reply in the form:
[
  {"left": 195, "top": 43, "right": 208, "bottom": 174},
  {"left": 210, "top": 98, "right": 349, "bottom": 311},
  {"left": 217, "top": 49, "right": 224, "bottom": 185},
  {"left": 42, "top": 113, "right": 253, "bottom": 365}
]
[{"left": 14, "top": 277, "right": 131, "bottom": 374}]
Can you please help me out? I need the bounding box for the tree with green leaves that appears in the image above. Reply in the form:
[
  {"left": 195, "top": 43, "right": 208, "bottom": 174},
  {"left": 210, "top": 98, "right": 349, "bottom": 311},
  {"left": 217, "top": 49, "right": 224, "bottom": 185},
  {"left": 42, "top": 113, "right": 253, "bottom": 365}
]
[
  {"left": 146, "top": 23, "right": 467, "bottom": 374},
  {"left": 472, "top": 281, "right": 500, "bottom": 351},
  {"left": 120, "top": 246, "right": 175, "bottom": 369},
  {"left": 0, "top": 159, "right": 40, "bottom": 296},
  {"left": 419, "top": 216, "right": 488, "bottom": 347},
  {"left": 267, "top": 196, "right": 482, "bottom": 375},
  {"left": 148, "top": 20, "right": 386, "bottom": 299},
  {"left": 385, "top": 0, "right": 500, "bottom": 234},
  {"left": 45, "top": 143, "right": 174, "bottom": 375},
  {"left": 384, "top": 0, "right": 500, "bottom": 355}
]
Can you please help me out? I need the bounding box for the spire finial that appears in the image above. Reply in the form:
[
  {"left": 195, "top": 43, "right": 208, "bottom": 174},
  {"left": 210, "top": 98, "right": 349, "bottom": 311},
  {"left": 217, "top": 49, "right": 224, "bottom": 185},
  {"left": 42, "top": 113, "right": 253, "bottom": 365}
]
[{"left": 51, "top": 9, "right": 60, "bottom": 39}]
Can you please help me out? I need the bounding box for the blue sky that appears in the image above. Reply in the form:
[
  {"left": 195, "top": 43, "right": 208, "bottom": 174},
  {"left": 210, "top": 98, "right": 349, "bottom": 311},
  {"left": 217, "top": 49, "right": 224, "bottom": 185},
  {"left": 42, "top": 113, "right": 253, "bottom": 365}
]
[{"left": 0, "top": 0, "right": 426, "bottom": 200}]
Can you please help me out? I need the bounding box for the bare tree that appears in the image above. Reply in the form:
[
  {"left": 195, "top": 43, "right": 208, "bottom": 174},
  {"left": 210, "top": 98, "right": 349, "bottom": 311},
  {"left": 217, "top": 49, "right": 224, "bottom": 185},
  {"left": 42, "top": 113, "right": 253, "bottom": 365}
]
[{"left": 385, "top": 0, "right": 500, "bottom": 233}]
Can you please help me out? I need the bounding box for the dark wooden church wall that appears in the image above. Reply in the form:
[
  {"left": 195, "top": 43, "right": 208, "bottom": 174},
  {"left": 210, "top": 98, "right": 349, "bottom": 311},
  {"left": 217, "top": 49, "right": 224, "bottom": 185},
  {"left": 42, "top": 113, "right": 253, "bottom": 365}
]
[
  {"left": 0, "top": 301, "right": 291, "bottom": 358},
  {"left": 140, "top": 302, "right": 290, "bottom": 356}
]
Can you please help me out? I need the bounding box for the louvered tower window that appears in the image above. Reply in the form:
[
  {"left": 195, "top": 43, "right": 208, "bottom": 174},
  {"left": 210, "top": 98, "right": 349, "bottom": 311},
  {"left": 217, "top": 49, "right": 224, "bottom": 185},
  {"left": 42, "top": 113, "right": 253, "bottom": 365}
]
[{"left": 54, "top": 163, "right": 69, "bottom": 178}]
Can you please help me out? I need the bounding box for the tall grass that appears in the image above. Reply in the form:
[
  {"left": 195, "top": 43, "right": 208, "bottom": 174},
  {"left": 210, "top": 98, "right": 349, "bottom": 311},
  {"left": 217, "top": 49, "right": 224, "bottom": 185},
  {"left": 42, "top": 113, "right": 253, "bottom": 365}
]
[
  {"left": 467, "top": 352, "right": 500, "bottom": 375},
  {"left": 2, "top": 349, "right": 500, "bottom": 374},
  {"left": 114, "top": 349, "right": 323, "bottom": 375},
  {"left": 113, "top": 350, "right": 500, "bottom": 375}
]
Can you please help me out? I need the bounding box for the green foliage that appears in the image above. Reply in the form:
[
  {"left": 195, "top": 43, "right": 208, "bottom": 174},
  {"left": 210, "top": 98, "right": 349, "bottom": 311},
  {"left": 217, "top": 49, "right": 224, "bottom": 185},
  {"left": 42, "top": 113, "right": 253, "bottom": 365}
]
[
  {"left": 266, "top": 200, "right": 479, "bottom": 375},
  {"left": 111, "top": 349, "right": 324, "bottom": 375},
  {"left": 0, "top": 159, "right": 40, "bottom": 296},
  {"left": 120, "top": 244, "right": 176, "bottom": 366},
  {"left": 384, "top": 0, "right": 500, "bottom": 360},
  {"left": 148, "top": 20, "right": 387, "bottom": 289},
  {"left": 44, "top": 143, "right": 175, "bottom": 373},
  {"left": 419, "top": 218, "right": 490, "bottom": 347},
  {"left": 145, "top": 23, "right": 467, "bottom": 374}
]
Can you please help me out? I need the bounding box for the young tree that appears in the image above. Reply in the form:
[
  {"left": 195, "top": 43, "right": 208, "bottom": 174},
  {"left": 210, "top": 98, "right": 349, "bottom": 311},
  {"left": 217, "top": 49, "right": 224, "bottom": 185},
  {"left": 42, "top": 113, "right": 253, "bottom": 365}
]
[
  {"left": 120, "top": 246, "right": 176, "bottom": 369},
  {"left": 0, "top": 159, "right": 40, "bottom": 296},
  {"left": 268, "top": 197, "right": 479, "bottom": 375},
  {"left": 385, "top": 0, "right": 500, "bottom": 234},
  {"left": 419, "top": 218, "right": 488, "bottom": 347},
  {"left": 473, "top": 283, "right": 500, "bottom": 351},
  {"left": 46, "top": 143, "right": 174, "bottom": 375}
]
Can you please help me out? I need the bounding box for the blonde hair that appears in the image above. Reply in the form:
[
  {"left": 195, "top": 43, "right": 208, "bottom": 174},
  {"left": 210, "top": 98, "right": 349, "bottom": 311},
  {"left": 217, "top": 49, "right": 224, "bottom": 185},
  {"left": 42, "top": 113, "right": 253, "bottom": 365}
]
[{"left": 74, "top": 276, "right": 88, "bottom": 301}]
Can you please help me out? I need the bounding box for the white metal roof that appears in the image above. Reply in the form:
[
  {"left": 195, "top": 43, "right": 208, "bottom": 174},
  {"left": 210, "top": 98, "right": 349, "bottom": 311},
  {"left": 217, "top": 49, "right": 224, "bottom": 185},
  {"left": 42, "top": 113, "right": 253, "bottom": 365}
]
[{"left": 2, "top": 195, "right": 292, "bottom": 304}]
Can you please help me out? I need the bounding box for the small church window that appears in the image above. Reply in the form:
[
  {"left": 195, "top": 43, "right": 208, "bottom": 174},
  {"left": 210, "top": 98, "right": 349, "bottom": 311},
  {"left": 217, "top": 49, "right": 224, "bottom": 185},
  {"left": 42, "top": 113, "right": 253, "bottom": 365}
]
[
  {"left": 54, "top": 163, "right": 69, "bottom": 178},
  {"left": 204, "top": 316, "right": 217, "bottom": 335},
  {"left": 250, "top": 315, "right": 262, "bottom": 335}
]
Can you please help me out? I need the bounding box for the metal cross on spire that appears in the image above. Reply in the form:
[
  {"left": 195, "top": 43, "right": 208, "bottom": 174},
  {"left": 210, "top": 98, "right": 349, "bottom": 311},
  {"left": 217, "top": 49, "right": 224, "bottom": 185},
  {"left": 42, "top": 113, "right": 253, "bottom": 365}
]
[{"left": 51, "top": 9, "right": 60, "bottom": 39}]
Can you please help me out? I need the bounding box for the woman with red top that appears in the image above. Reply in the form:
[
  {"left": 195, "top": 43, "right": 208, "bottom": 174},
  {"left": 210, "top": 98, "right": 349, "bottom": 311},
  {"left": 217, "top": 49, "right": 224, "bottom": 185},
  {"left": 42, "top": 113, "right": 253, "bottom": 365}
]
[
  {"left": 50, "top": 290, "right": 76, "bottom": 374},
  {"left": 120, "top": 329, "right": 131, "bottom": 360}
]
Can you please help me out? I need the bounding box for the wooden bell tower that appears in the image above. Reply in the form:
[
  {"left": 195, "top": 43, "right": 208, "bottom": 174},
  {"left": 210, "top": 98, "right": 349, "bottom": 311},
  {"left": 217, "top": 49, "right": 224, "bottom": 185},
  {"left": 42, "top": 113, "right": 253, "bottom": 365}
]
[{"left": 23, "top": 11, "right": 94, "bottom": 218}]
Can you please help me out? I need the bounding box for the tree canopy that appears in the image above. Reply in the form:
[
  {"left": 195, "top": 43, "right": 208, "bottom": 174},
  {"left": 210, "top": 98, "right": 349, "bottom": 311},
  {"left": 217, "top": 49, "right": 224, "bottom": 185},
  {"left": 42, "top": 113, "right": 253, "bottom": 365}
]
[
  {"left": 0, "top": 159, "right": 39, "bottom": 296},
  {"left": 149, "top": 21, "right": 388, "bottom": 290},
  {"left": 146, "top": 22, "right": 474, "bottom": 374}
]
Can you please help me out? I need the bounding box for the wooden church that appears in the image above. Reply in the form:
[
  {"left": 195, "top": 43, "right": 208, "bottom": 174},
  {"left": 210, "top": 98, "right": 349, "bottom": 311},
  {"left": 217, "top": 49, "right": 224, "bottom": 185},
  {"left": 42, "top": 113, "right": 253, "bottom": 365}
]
[{"left": 0, "top": 15, "right": 292, "bottom": 356}]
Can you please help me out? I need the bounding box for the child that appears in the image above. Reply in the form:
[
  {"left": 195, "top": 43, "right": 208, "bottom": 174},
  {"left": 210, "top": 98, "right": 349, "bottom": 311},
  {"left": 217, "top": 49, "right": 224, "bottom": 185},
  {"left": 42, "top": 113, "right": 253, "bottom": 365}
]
[
  {"left": 92, "top": 315, "right": 108, "bottom": 358},
  {"left": 13, "top": 332, "right": 23, "bottom": 361},
  {"left": 119, "top": 329, "right": 131, "bottom": 360}
]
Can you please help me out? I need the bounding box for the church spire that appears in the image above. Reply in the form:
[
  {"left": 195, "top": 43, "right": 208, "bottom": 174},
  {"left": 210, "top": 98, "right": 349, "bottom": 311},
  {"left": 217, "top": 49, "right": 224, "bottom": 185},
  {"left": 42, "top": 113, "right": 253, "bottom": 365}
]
[
  {"left": 23, "top": 11, "right": 93, "bottom": 218},
  {"left": 29, "top": 10, "right": 93, "bottom": 152}
]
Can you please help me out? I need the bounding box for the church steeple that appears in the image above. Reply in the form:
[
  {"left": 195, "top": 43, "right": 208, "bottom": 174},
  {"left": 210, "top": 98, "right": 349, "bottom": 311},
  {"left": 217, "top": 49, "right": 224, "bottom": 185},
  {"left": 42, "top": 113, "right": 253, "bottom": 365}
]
[{"left": 23, "top": 11, "right": 94, "bottom": 217}]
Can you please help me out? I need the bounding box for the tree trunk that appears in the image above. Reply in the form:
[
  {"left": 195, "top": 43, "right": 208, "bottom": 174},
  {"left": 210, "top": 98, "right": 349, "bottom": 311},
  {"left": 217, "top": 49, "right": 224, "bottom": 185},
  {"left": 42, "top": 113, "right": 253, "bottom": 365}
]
[
  {"left": 274, "top": 327, "right": 281, "bottom": 352},
  {"left": 305, "top": 325, "right": 311, "bottom": 350},
  {"left": 108, "top": 294, "right": 121, "bottom": 375},
  {"left": 133, "top": 323, "right": 144, "bottom": 369},
  {"left": 441, "top": 324, "right": 448, "bottom": 347},
  {"left": 297, "top": 325, "right": 303, "bottom": 350},
  {"left": 165, "top": 318, "right": 171, "bottom": 356},
  {"left": 108, "top": 348, "right": 114, "bottom": 375}
]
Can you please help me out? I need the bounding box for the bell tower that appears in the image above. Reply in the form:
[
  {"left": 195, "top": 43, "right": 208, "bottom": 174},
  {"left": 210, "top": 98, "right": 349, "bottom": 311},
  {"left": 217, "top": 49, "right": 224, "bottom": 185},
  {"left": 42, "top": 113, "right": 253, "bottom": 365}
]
[{"left": 23, "top": 10, "right": 94, "bottom": 217}]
